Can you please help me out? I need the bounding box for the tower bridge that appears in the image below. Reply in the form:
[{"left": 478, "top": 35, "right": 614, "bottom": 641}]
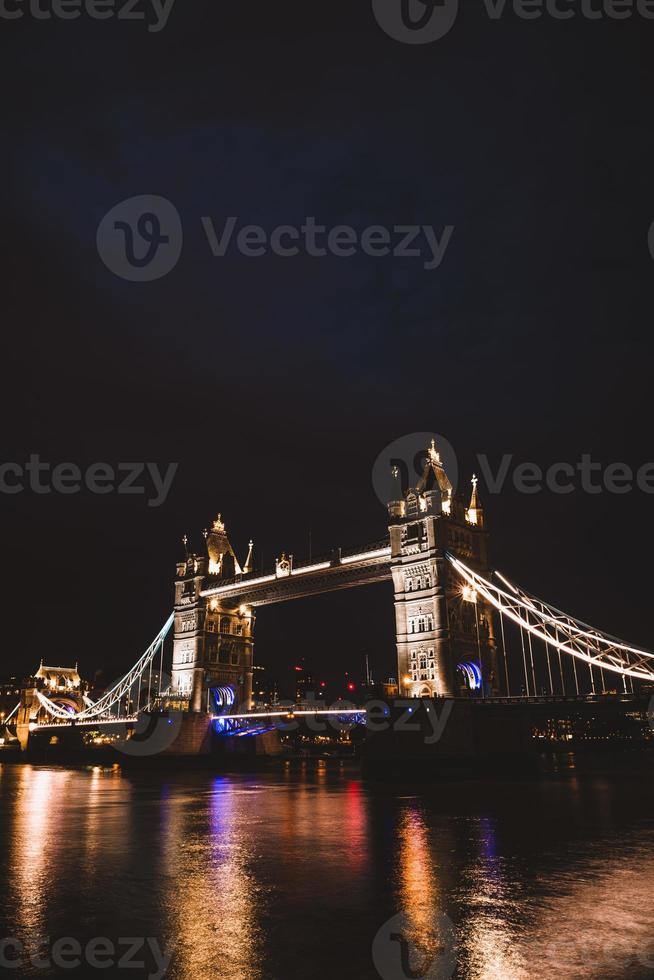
[
  {"left": 170, "top": 438, "right": 495, "bottom": 712},
  {"left": 9, "top": 437, "right": 654, "bottom": 759}
]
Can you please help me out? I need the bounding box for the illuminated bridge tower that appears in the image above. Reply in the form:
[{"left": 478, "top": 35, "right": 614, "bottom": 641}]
[
  {"left": 172, "top": 515, "right": 254, "bottom": 713},
  {"left": 388, "top": 441, "right": 499, "bottom": 698}
]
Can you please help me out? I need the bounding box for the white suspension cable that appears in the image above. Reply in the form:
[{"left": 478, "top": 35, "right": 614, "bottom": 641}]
[
  {"left": 35, "top": 691, "right": 78, "bottom": 719},
  {"left": 33, "top": 615, "right": 174, "bottom": 724},
  {"left": 74, "top": 613, "right": 174, "bottom": 720},
  {"left": 494, "top": 569, "right": 654, "bottom": 666},
  {"left": 448, "top": 555, "right": 654, "bottom": 683},
  {"left": 3, "top": 702, "right": 19, "bottom": 723}
]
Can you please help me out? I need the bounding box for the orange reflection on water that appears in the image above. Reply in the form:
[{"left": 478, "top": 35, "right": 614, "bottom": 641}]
[
  {"left": 397, "top": 805, "right": 439, "bottom": 926},
  {"left": 161, "top": 778, "right": 263, "bottom": 980},
  {"left": 393, "top": 803, "right": 449, "bottom": 969},
  {"left": 454, "top": 815, "right": 528, "bottom": 979},
  {"left": 9, "top": 766, "right": 72, "bottom": 937},
  {"left": 512, "top": 838, "right": 654, "bottom": 979}
]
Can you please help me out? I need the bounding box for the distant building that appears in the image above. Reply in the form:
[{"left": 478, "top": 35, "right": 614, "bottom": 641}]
[
  {"left": 251, "top": 665, "right": 279, "bottom": 706},
  {"left": 0, "top": 676, "right": 21, "bottom": 722},
  {"left": 294, "top": 661, "right": 313, "bottom": 703}
]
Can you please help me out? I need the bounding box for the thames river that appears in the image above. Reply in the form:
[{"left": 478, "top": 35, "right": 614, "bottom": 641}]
[{"left": 2, "top": 761, "right": 654, "bottom": 979}]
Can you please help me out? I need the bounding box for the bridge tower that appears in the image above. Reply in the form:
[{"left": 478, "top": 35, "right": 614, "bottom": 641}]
[
  {"left": 172, "top": 516, "right": 254, "bottom": 713},
  {"left": 388, "top": 440, "right": 499, "bottom": 698},
  {"left": 14, "top": 665, "right": 85, "bottom": 750}
]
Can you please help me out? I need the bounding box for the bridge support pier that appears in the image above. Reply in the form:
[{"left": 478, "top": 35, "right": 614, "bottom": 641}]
[{"left": 15, "top": 687, "right": 37, "bottom": 752}]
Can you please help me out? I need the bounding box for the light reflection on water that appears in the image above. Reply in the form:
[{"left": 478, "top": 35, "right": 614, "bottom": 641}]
[{"left": 2, "top": 764, "right": 654, "bottom": 979}]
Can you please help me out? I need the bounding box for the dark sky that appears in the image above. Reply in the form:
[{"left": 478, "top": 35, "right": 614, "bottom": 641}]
[{"left": 2, "top": 2, "right": 653, "bottom": 691}]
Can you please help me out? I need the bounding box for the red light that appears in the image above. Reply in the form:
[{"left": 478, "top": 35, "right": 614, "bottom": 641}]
[
  {"left": 347, "top": 682, "right": 355, "bottom": 691},
  {"left": 320, "top": 681, "right": 326, "bottom": 688},
  {"left": 294, "top": 666, "right": 302, "bottom": 672}
]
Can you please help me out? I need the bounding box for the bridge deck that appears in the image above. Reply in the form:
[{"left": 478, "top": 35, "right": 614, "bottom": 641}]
[{"left": 200, "top": 543, "right": 392, "bottom": 606}]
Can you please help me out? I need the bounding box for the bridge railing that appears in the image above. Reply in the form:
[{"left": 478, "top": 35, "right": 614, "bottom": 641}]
[{"left": 203, "top": 538, "right": 391, "bottom": 590}]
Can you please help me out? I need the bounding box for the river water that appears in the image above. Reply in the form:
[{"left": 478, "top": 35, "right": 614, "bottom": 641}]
[{"left": 1, "top": 760, "right": 654, "bottom": 979}]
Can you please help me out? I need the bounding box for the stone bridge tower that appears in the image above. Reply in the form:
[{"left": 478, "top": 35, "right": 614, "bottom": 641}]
[
  {"left": 172, "top": 515, "right": 254, "bottom": 713},
  {"left": 388, "top": 440, "right": 499, "bottom": 698}
]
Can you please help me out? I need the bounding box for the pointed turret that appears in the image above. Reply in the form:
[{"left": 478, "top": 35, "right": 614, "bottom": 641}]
[
  {"left": 417, "top": 438, "right": 453, "bottom": 496},
  {"left": 205, "top": 513, "right": 242, "bottom": 578},
  {"left": 466, "top": 474, "right": 484, "bottom": 528},
  {"left": 243, "top": 539, "right": 254, "bottom": 574}
]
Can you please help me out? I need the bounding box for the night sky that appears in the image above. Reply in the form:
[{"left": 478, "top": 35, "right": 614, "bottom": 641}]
[{"left": 2, "top": 2, "right": 653, "bottom": 693}]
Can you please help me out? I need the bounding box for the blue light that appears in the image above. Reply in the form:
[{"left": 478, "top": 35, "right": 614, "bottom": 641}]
[
  {"left": 211, "top": 685, "right": 236, "bottom": 712},
  {"left": 457, "top": 661, "right": 482, "bottom": 691}
]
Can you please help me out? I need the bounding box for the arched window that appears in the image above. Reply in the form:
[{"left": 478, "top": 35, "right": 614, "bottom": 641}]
[{"left": 220, "top": 616, "right": 230, "bottom": 634}]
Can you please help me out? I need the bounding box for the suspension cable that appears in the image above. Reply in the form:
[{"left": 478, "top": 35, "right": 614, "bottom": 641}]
[{"left": 448, "top": 556, "right": 654, "bottom": 683}]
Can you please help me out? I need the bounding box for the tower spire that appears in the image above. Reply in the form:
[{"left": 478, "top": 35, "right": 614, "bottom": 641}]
[
  {"left": 243, "top": 539, "right": 254, "bottom": 574},
  {"left": 467, "top": 474, "right": 484, "bottom": 527}
]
